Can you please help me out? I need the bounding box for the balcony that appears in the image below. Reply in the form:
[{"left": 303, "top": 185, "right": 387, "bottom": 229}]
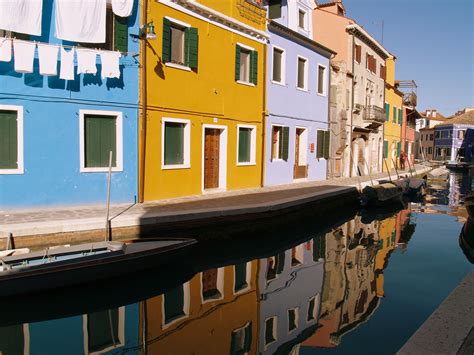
[
  {"left": 404, "top": 92, "right": 417, "bottom": 107},
  {"left": 363, "top": 105, "right": 386, "bottom": 123}
]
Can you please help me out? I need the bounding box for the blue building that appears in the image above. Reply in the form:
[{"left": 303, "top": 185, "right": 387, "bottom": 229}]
[
  {"left": 263, "top": 0, "right": 334, "bottom": 186},
  {"left": 434, "top": 111, "right": 474, "bottom": 162},
  {"left": 0, "top": 0, "right": 140, "bottom": 208}
]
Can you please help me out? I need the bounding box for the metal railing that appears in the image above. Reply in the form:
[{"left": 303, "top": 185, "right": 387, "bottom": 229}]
[{"left": 363, "top": 105, "right": 386, "bottom": 123}]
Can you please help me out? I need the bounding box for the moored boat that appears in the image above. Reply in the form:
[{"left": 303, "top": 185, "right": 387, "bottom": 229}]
[
  {"left": 360, "top": 183, "right": 403, "bottom": 207},
  {"left": 0, "top": 238, "right": 197, "bottom": 297},
  {"left": 459, "top": 217, "right": 474, "bottom": 263},
  {"left": 465, "top": 193, "right": 474, "bottom": 220}
]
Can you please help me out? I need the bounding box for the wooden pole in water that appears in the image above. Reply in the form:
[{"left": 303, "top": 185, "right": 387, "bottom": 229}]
[
  {"left": 406, "top": 157, "right": 414, "bottom": 177},
  {"left": 384, "top": 159, "right": 393, "bottom": 183},
  {"left": 6, "top": 233, "right": 12, "bottom": 250},
  {"left": 105, "top": 151, "right": 113, "bottom": 242},
  {"left": 392, "top": 158, "right": 400, "bottom": 180},
  {"left": 365, "top": 160, "right": 374, "bottom": 186}
]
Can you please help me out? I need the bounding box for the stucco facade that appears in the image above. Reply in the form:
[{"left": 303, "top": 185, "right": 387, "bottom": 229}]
[
  {"left": 0, "top": 0, "right": 140, "bottom": 208},
  {"left": 264, "top": 0, "right": 333, "bottom": 186},
  {"left": 419, "top": 127, "right": 435, "bottom": 160}
]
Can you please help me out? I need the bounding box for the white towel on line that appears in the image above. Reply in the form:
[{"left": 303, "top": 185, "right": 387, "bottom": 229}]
[
  {"left": 13, "top": 40, "right": 36, "bottom": 73},
  {"left": 76, "top": 48, "right": 98, "bottom": 75},
  {"left": 59, "top": 47, "right": 75, "bottom": 80},
  {"left": 112, "top": 0, "right": 134, "bottom": 17},
  {"left": 55, "top": 0, "right": 106, "bottom": 43},
  {"left": 0, "top": 37, "right": 12, "bottom": 62},
  {"left": 38, "top": 43, "right": 59, "bottom": 76},
  {"left": 100, "top": 51, "right": 121, "bottom": 79},
  {"left": 0, "top": 0, "right": 43, "bottom": 36}
]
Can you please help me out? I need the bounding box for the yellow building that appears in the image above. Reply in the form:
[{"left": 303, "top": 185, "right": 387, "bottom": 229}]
[
  {"left": 139, "top": 261, "right": 259, "bottom": 353},
  {"left": 383, "top": 56, "right": 403, "bottom": 171},
  {"left": 375, "top": 215, "right": 397, "bottom": 297},
  {"left": 140, "top": 0, "right": 268, "bottom": 201}
]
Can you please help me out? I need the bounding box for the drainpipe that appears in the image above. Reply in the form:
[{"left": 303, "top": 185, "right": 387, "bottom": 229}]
[
  {"left": 138, "top": 0, "right": 148, "bottom": 203},
  {"left": 327, "top": 53, "right": 335, "bottom": 179},
  {"left": 260, "top": 36, "right": 268, "bottom": 188},
  {"left": 349, "top": 33, "right": 355, "bottom": 177}
]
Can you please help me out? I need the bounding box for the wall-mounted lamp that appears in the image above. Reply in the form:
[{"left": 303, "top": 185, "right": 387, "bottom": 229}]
[{"left": 131, "top": 21, "right": 156, "bottom": 40}]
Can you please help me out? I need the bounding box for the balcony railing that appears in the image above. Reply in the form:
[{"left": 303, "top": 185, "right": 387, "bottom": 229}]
[
  {"left": 363, "top": 105, "right": 386, "bottom": 123},
  {"left": 403, "top": 92, "right": 417, "bottom": 107}
]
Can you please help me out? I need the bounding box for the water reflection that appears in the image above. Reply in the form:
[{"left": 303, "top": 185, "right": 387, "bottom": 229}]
[{"left": 0, "top": 177, "right": 474, "bottom": 355}]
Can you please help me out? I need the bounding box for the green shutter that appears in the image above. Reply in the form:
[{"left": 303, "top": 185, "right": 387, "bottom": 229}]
[
  {"left": 164, "top": 122, "right": 184, "bottom": 165},
  {"left": 385, "top": 103, "right": 389, "bottom": 121},
  {"left": 84, "top": 115, "right": 117, "bottom": 168},
  {"left": 235, "top": 45, "right": 241, "bottom": 81},
  {"left": 397, "top": 142, "right": 401, "bottom": 157},
  {"left": 0, "top": 110, "right": 18, "bottom": 169},
  {"left": 323, "top": 131, "right": 330, "bottom": 159},
  {"left": 234, "top": 263, "right": 247, "bottom": 291},
  {"left": 114, "top": 16, "right": 128, "bottom": 53},
  {"left": 393, "top": 107, "right": 397, "bottom": 123},
  {"left": 162, "top": 18, "right": 171, "bottom": 63},
  {"left": 383, "top": 140, "right": 388, "bottom": 158},
  {"left": 398, "top": 108, "right": 403, "bottom": 124},
  {"left": 275, "top": 252, "right": 285, "bottom": 274},
  {"left": 185, "top": 27, "right": 198, "bottom": 69},
  {"left": 244, "top": 323, "right": 252, "bottom": 352},
  {"left": 87, "top": 309, "right": 119, "bottom": 353},
  {"left": 238, "top": 128, "right": 251, "bottom": 163},
  {"left": 281, "top": 126, "right": 289, "bottom": 161},
  {"left": 250, "top": 50, "right": 258, "bottom": 84},
  {"left": 164, "top": 285, "right": 184, "bottom": 323},
  {"left": 316, "top": 130, "right": 324, "bottom": 159}
]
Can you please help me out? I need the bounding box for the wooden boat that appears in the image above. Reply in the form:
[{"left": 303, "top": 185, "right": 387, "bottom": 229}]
[
  {"left": 464, "top": 193, "right": 474, "bottom": 220},
  {"left": 459, "top": 217, "right": 474, "bottom": 263},
  {"left": 379, "top": 177, "right": 426, "bottom": 198},
  {"left": 0, "top": 238, "right": 197, "bottom": 297},
  {"left": 360, "top": 183, "right": 403, "bottom": 207}
]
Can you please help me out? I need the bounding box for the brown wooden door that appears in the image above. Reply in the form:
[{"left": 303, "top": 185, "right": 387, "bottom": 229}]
[
  {"left": 204, "top": 129, "right": 220, "bottom": 189},
  {"left": 294, "top": 128, "right": 308, "bottom": 179}
]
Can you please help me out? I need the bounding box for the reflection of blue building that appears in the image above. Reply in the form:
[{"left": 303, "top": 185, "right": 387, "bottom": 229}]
[
  {"left": 258, "top": 236, "right": 325, "bottom": 354},
  {"left": 434, "top": 112, "right": 474, "bottom": 162},
  {"left": 0, "top": 1, "right": 139, "bottom": 208},
  {"left": 0, "top": 304, "right": 139, "bottom": 355}
]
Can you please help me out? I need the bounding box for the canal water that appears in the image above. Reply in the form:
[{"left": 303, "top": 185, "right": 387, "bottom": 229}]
[{"left": 1, "top": 174, "right": 473, "bottom": 355}]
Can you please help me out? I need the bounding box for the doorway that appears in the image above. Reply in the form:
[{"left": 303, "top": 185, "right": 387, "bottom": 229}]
[
  {"left": 203, "top": 125, "right": 227, "bottom": 191},
  {"left": 294, "top": 128, "right": 308, "bottom": 179}
]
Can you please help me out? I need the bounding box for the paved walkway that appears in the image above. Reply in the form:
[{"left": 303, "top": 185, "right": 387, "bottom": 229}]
[
  {"left": 398, "top": 271, "right": 474, "bottom": 355},
  {"left": 0, "top": 166, "right": 430, "bottom": 239}
]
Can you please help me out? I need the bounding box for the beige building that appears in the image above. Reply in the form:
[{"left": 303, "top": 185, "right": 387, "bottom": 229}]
[{"left": 313, "top": 1, "right": 389, "bottom": 177}]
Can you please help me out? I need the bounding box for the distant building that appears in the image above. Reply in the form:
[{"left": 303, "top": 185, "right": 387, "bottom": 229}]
[
  {"left": 419, "top": 127, "right": 435, "bottom": 160},
  {"left": 434, "top": 110, "right": 474, "bottom": 161}
]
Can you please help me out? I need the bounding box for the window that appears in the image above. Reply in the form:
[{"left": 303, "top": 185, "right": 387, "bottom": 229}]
[
  {"left": 380, "top": 64, "right": 386, "bottom": 80},
  {"left": 316, "top": 130, "right": 330, "bottom": 159},
  {"left": 428, "top": 147, "right": 432, "bottom": 154},
  {"left": 384, "top": 103, "right": 389, "bottom": 120},
  {"left": 288, "top": 308, "right": 298, "bottom": 332},
  {"left": 317, "top": 65, "right": 326, "bottom": 95},
  {"left": 448, "top": 130, "right": 453, "bottom": 138},
  {"left": 234, "top": 262, "right": 249, "bottom": 292},
  {"left": 383, "top": 140, "right": 388, "bottom": 158},
  {"left": 297, "top": 57, "right": 307, "bottom": 90},
  {"left": 272, "top": 47, "right": 284, "bottom": 84},
  {"left": 430, "top": 134, "right": 434, "bottom": 140},
  {"left": 298, "top": 9, "right": 306, "bottom": 29},
  {"left": 435, "top": 131, "right": 441, "bottom": 139},
  {"left": 162, "top": 118, "right": 190, "bottom": 169},
  {"left": 266, "top": 253, "right": 284, "bottom": 282},
  {"left": 264, "top": 317, "right": 277, "bottom": 346},
  {"left": 164, "top": 284, "right": 186, "bottom": 324},
  {"left": 0, "top": 106, "right": 23, "bottom": 174},
  {"left": 291, "top": 245, "right": 303, "bottom": 266},
  {"left": 393, "top": 106, "right": 397, "bottom": 123},
  {"left": 237, "top": 125, "right": 256, "bottom": 165},
  {"left": 236, "top": 44, "right": 258, "bottom": 84},
  {"left": 355, "top": 44, "right": 361, "bottom": 63},
  {"left": 268, "top": 0, "right": 282, "bottom": 19},
  {"left": 85, "top": 308, "right": 125, "bottom": 354},
  {"left": 80, "top": 7, "right": 128, "bottom": 52},
  {"left": 271, "top": 126, "right": 289, "bottom": 161},
  {"left": 80, "top": 110, "right": 123, "bottom": 172},
  {"left": 230, "top": 322, "right": 252, "bottom": 355},
  {"left": 307, "top": 294, "right": 319, "bottom": 321},
  {"left": 162, "top": 18, "right": 198, "bottom": 69},
  {"left": 366, "top": 53, "right": 376, "bottom": 73},
  {"left": 202, "top": 268, "right": 222, "bottom": 300}
]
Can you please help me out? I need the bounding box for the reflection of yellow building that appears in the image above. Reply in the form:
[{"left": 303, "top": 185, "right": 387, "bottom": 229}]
[
  {"left": 383, "top": 56, "right": 403, "bottom": 171},
  {"left": 375, "top": 216, "right": 397, "bottom": 297},
  {"left": 142, "top": 0, "right": 267, "bottom": 201},
  {"left": 140, "top": 261, "right": 259, "bottom": 353}
]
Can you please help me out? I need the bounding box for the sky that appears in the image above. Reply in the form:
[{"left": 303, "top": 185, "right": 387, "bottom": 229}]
[{"left": 342, "top": 0, "right": 474, "bottom": 116}]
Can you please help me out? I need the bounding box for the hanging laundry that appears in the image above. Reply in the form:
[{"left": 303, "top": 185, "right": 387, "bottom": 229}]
[
  {"left": 0, "top": 0, "right": 43, "bottom": 36},
  {"left": 100, "top": 51, "right": 121, "bottom": 79},
  {"left": 77, "top": 48, "right": 98, "bottom": 75},
  {"left": 0, "top": 37, "right": 12, "bottom": 62},
  {"left": 13, "top": 40, "right": 36, "bottom": 74},
  {"left": 59, "top": 47, "right": 75, "bottom": 81},
  {"left": 112, "top": 0, "right": 134, "bottom": 17},
  {"left": 55, "top": 0, "right": 106, "bottom": 43},
  {"left": 38, "top": 44, "right": 59, "bottom": 76}
]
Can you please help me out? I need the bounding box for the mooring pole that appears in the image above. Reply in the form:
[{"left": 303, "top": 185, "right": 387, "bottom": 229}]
[
  {"left": 392, "top": 158, "right": 400, "bottom": 180},
  {"left": 6, "top": 233, "right": 12, "bottom": 250},
  {"left": 105, "top": 151, "right": 113, "bottom": 242},
  {"left": 384, "top": 159, "right": 393, "bottom": 183}
]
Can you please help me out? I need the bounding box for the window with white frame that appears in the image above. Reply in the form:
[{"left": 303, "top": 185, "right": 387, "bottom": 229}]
[
  {"left": 80, "top": 110, "right": 123, "bottom": 172},
  {"left": 272, "top": 47, "right": 285, "bottom": 84},
  {"left": 84, "top": 308, "right": 125, "bottom": 354},
  {"left": 162, "top": 118, "right": 190, "bottom": 169},
  {"left": 271, "top": 125, "right": 289, "bottom": 161},
  {"left": 297, "top": 57, "right": 307, "bottom": 90},
  {"left": 234, "top": 262, "right": 250, "bottom": 293},
  {"left": 298, "top": 9, "right": 306, "bottom": 30},
  {"left": 264, "top": 317, "right": 277, "bottom": 347},
  {"left": 288, "top": 308, "right": 298, "bottom": 332},
  {"left": 237, "top": 125, "right": 256, "bottom": 165},
  {"left": 307, "top": 294, "right": 320, "bottom": 321},
  {"left": 163, "top": 283, "right": 189, "bottom": 325},
  {"left": 240, "top": 48, "right": 251, "bottom": 82},
  {"left": 317, "top": 65, "right": 326, "bottom": 95},
  {"left": 0, "top": 105, "right": 23, "bottom": 174},
  {"left": 230, "top": 322, "right": 252, "bottom": 355},
  {"left": 201, "top": 268, "right": 223, "bottom": 301}
]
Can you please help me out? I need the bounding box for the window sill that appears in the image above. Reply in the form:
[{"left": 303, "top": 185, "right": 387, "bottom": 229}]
[
  {"left": 317, "top": 92, "right": 326, "bottom": 97},
  {"left": 80, "top": 167, "right": 123, "bottom": 173},
  {"left": 165, "top": 62, "right": 192, "bottom": 72},
  {"left": 296, "top": 87, "right": 309, "bottom": 93},
  {"left": 237, "top": 162, "right": 256, "bottom": 167},
  {"left": 271, "top": 80, "right": 286, "bottom": 87},
  {"left": 271, "top": 158, "right": 287, "bottom": 163},
  {"left": 237, "top": 80, "right": 255, "bottom": 87},
  {"left": 162, "top": 164, "right": 191, "bottom": 170},
  {"left": 0, "top": 168, "right": 24, "bottom": 175}
]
